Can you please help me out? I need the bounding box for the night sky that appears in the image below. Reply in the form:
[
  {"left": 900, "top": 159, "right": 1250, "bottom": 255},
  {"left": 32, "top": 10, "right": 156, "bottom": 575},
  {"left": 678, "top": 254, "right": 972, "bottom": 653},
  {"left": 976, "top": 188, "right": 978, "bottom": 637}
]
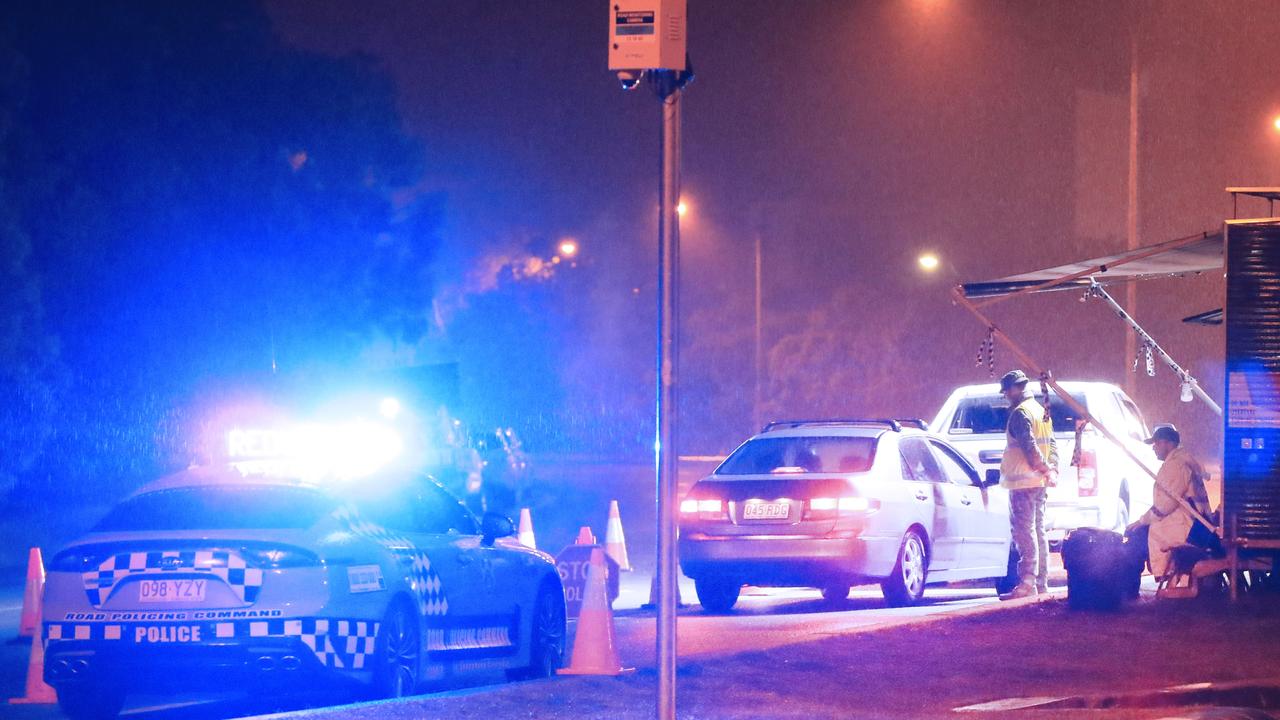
[{"left": 262, "top": 0, "right": 1280, "bottom": 458}]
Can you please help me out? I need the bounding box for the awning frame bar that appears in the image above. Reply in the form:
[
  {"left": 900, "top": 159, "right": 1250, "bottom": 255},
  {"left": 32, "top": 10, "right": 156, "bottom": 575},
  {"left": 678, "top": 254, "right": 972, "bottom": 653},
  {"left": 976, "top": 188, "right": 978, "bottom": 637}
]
[
  {"left": 1085, "top": 279, "right": 1222, "bottom": 416},
  {"left": 970, "top": 231, "right": 1215, "bottom": 309}
]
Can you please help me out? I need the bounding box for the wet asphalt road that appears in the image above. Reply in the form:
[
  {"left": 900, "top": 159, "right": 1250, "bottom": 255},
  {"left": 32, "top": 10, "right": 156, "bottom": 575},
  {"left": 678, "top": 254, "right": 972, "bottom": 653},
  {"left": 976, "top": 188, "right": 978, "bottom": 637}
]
[{"left": 1, "top": 567, "right": 1057, "bottom": 720}]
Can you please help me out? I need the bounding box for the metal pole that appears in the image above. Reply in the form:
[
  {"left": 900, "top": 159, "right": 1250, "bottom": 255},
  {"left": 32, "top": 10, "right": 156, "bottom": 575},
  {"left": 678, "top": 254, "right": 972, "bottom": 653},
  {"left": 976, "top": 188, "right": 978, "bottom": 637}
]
[
  {"left": 1087, "top": 280, "right": 1223, "bottom": 415},
  {"left": 656, "top": 78, "right": 681, "bottom": 720},
  {"left": 1126, "top": 30, "right": 1140, "bottom": 401},
  {"left": 753, "top": 230, "right": 763, "bottom": 433}
]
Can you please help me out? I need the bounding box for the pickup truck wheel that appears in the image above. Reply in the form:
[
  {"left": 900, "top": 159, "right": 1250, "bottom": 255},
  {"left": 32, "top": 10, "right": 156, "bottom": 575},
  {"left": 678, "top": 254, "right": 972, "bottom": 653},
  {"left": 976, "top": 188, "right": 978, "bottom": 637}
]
[{"left": 1114, "top": 500, "right": 1130, "bottom": 533}]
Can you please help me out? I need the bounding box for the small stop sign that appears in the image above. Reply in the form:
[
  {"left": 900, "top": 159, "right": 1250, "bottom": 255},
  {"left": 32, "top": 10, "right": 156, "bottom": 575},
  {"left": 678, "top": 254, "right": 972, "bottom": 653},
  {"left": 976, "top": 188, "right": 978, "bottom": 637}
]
[{"left": 555, "top": 545, "right": 620, "bottom": 618}]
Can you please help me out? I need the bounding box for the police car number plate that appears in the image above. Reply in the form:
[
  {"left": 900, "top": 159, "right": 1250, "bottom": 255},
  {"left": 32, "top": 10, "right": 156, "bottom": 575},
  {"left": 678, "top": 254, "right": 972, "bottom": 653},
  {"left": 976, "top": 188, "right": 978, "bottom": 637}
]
[
  {"left": 743, "top": 502, "right": 789, "bottom": 520},
  {"left": 138, "top": 579, "right": 206, "bottom": 603}
]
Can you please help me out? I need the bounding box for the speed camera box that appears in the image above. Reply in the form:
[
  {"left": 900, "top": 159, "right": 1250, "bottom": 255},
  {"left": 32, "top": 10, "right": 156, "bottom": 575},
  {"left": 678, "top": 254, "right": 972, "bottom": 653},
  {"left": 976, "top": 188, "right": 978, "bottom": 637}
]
[{"left": 608, "top": 0, "right": 686, "bottom": 71}]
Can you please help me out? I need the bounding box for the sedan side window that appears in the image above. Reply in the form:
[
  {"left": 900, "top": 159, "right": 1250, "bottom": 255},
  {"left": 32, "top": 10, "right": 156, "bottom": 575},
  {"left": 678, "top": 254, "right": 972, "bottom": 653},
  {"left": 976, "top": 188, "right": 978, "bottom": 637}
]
[
  {"left": 930, "top": 441, "right": 979, "bottom": 486},
  {"left": 899, "top": 438, "right": 945, "bottom": 483}
]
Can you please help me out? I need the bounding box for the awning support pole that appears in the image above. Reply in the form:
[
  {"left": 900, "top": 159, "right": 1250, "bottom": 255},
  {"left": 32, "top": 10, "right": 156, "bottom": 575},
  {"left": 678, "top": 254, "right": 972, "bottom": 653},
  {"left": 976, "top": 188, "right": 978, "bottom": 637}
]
[
  {"left": 950, "top": 286, "right": 1216, "bottom": 533},
  {"left": 1086, "top": 279, "right": 1223, "bottom": 416}
]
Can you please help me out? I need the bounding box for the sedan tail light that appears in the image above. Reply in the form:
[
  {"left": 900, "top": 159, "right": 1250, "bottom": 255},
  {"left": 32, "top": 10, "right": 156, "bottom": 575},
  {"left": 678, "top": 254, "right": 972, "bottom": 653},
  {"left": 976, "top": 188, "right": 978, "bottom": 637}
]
[
  {"left": 804, "top": 496, "right": 875, "bottom": 520},
  {"left": 679, "top": 498, "right": 726, "bottom": 521}
]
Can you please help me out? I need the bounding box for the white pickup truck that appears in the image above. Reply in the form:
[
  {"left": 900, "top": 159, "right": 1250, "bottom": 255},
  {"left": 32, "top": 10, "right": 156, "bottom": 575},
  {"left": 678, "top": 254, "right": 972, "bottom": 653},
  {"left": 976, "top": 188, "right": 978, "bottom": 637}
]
[{"left": 930, "top": 381, "right": 1157, "bottom": 544}]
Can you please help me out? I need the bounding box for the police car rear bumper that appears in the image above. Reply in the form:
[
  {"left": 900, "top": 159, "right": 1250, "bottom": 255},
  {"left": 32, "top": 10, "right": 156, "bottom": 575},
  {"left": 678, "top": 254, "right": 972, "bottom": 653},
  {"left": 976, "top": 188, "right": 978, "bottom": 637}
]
[
  {"left": 42, "top": 616, "right": 381, "bottom": 691},
  {"left": 44, "top": 637, "right": 350, "bottom": 692}
]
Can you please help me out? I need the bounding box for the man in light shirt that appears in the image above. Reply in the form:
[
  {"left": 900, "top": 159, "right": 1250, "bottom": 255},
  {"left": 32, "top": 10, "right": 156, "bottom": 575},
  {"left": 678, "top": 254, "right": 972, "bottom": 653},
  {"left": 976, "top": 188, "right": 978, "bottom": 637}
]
[{"left": 1126, "top": 424, "right": 1215, "bottom": 579}]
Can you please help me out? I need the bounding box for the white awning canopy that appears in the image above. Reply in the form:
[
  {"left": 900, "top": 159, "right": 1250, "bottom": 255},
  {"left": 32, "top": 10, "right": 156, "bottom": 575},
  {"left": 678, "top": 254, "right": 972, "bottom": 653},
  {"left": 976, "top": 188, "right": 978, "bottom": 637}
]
[{"left": 960, "top": 231, "right": 1222, "bottom": 299}]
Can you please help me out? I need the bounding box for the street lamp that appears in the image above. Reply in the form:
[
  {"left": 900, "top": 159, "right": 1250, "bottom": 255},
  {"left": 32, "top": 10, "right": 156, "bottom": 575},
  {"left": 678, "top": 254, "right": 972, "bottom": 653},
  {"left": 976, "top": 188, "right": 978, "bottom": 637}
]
[
  {"left": 676, "top": 200, "right": 688, "bottom": 216},
  {"left": 1273, "top": 115, "right": 1280, "bottom": 132},
  {"left": 557, "top": 238, "right": 579, "bottom": 258},
  {"left": 918, "top": 252, "right": 941, "bottom": 272}
]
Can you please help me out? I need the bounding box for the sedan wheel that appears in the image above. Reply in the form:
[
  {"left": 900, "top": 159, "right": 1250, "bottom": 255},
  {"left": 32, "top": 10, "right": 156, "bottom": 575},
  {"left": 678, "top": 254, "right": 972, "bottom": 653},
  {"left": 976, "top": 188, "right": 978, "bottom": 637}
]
[
  {"left": 373, "top": 600, "right": 420, "bottom": 698},
  {"left": 694, "top": 576, "right": 741, "bottom": 613},
  {"left": 881, "top": 530, "right": 928, "bottom": 607},
  {"left": 995, "top": 546, "right": 1021, "bottom": 595},
  {"left": 820, "top": 584, "right": 849, "bottom": 603}
]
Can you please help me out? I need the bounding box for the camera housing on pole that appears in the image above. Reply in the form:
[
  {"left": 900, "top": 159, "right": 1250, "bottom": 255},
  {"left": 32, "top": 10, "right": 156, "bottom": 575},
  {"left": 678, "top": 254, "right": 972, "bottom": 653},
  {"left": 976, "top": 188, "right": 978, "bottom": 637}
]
[{"left": 609, "top": 0, "right": 686, "bottom": 88}]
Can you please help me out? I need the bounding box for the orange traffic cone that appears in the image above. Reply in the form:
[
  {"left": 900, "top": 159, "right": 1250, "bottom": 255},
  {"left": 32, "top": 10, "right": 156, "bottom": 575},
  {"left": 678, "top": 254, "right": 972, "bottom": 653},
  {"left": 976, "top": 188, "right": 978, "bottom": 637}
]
[
  {"left": 574, "top": 526, "right": 596, "bottom": 545},
  {"left": 641, "top": 568, "right": 685, "bottom": 610},
  {"left": 17, "top": 547, "right": 44, "bottom": 639},
  {"left": 603, "top": 500, "right": 632, "bottom": 571},
  {"left": 9, "top": 634, "right": 56, "bottom": 704},
  {"left": 10, "top": 552, "right": 55, "bottom": 705},
  {"left": 559, "top": 548, "right": 631, "bottom": 676},
  {"left": 514, "top": 507, "right": 535, "bottom": 545}
]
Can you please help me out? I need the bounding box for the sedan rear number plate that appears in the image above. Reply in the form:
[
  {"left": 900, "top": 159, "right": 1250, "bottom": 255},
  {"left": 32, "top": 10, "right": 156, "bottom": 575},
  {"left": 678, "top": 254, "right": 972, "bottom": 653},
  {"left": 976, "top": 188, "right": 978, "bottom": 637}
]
[
  {"left": 138, "top": 579, "right": 206, "bottom": 603},
  {"left": 743, "top": 502, "right": 789, "bottom": 520}
]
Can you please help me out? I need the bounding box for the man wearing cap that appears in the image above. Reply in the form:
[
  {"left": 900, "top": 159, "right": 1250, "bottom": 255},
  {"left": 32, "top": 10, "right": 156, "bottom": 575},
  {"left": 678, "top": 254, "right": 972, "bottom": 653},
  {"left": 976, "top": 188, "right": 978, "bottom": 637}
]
[
  {"left": 998, "top": 369, "right": 1058, "bottom": 600},
  {"left": 1126, "top": 424, "right": 1213, "bottom": 578}
]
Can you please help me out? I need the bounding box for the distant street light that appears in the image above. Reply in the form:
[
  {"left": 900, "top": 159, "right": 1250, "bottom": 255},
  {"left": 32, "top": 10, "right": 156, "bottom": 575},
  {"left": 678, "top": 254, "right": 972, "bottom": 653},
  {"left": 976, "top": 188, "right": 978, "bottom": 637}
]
[
  {"left": 676, "top": 200, "right": 688, "bottom": 216},
  {"left": 1273, "top": 115, "right": 1280, "bottom": 132},
  {"left": 918, "top": 253, "right": 941, "bottom": 272},
  {"left": 557, "top": 239, "right": 579, "bottom": 258}
]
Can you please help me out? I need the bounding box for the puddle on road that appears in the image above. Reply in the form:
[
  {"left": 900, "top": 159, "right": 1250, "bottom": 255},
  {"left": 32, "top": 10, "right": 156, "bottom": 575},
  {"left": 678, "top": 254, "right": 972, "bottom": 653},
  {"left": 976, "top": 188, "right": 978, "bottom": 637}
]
[{"left": 953, "top": 680, "right": 1280, "bottom": 714}]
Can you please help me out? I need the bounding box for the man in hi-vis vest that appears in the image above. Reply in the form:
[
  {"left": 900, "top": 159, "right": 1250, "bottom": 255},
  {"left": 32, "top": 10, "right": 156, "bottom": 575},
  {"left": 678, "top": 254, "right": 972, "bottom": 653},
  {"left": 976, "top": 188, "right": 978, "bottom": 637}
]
[{"left": 998, "top": 369, "right": 1058, "bottom": 600}]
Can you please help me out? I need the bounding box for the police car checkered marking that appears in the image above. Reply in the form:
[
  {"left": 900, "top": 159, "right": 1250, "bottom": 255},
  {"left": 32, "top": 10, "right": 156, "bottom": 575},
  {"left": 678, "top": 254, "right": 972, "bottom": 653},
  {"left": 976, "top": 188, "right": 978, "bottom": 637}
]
[
  {"left": 81, "top": 550, "right": 263, "bottom": 607},
  {"left": 332, "top": 505, "right": 449, "bottom": 618},
  {"left": 45, "top": 617, "right": 380, "bottom": 670}
]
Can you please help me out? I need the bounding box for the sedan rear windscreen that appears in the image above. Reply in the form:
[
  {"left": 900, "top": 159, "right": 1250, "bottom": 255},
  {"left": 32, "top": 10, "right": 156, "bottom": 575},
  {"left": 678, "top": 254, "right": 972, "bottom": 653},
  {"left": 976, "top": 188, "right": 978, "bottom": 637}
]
[
  {"left": 93, "top": 486, "right": 336, "bottom": 532},
  {"left": 717, "top": 436, "right": 877, "bottom": 475},
  {"left": 947, "top": 393, "right": 1086, "bottom": 434}
]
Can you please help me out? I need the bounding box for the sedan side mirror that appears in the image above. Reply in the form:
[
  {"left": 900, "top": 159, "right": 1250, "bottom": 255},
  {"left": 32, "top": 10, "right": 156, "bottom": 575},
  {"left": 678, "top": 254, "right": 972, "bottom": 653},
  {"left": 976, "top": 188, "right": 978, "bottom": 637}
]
[
  {"left": 480, "top": 512, "right": 515, "bottom": 546},
  {"left": 982, "top": 469, "right": 1001, "bottom": 488}
]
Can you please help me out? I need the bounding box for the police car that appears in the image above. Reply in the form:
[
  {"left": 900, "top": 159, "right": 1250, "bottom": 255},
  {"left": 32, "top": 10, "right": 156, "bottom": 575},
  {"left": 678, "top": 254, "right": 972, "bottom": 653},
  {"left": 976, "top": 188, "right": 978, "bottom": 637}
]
[{"left": 42, "top": 463, "right": 567, "bottom": 720}]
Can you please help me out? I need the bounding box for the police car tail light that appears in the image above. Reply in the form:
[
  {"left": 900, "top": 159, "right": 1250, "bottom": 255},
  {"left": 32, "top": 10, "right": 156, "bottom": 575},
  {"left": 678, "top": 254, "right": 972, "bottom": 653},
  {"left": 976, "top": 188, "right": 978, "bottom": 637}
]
[
  {"left": 49, "top": 548, "right": 109, "bottom": 573},
  {"left": 240, "top": 545, "right": 321, "bottom": 569}
]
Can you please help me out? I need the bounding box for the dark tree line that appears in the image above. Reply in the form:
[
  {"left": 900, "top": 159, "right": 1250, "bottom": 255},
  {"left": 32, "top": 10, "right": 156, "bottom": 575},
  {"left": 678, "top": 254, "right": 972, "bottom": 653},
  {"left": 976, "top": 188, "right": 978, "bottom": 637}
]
[{"left": 0, "top": 2, "right": 439, "bottom": 500}]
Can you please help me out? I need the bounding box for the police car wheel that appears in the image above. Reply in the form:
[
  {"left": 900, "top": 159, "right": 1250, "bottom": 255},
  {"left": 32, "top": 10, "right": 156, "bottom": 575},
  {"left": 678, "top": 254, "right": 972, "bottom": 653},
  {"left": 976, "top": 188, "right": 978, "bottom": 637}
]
[
  {"left": 57, "top": 685, "right": 125, "bottom": 720},
  {"left": 510, "top": 582, "right": 566, "bottom": 680},
  {"left": 373, "top": 600, "right": 420, "bottom": 698}
]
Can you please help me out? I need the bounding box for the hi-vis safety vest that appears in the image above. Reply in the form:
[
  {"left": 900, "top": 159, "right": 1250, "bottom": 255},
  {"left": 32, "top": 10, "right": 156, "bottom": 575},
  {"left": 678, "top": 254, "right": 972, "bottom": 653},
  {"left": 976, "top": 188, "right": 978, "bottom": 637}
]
[{"left": 1000, "top": 398, "right": 1055, "bottom": 490}]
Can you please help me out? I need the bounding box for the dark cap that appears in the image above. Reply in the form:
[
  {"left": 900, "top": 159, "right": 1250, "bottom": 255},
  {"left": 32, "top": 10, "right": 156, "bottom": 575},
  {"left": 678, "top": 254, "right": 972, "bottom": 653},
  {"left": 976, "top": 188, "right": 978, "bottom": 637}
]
[
  {"left": 1145, "top": 424, "right": 1180, "bottom": 445},
  {"left": 999, "top": 370, "right": 1031, "bottom": 393}
]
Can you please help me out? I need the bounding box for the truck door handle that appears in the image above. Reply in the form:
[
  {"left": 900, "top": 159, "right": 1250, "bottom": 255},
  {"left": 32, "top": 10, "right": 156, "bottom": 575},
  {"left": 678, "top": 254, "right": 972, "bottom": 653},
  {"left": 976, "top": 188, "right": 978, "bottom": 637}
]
[
  {"left": 456, "top": 554, "right": 473, "bottom": 566},
  {"left": 914, "top": 492, "right": 929, "bottom": 501},
  {"left": 960, "top": 497, "right": 973, "bottom": 506}
]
